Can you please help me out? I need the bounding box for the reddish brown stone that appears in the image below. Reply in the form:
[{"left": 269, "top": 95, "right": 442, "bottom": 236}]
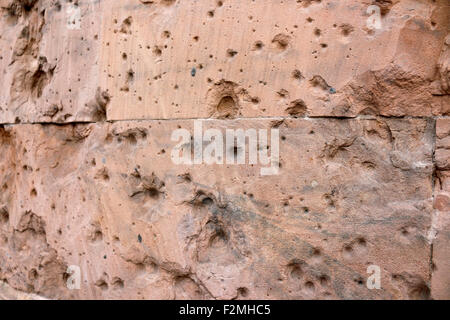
[
  {"left": 0, "top": 0, "right": 448, "bottom": 300},
  {"left": 0, "top": 119, "right": 435, "bottom": 299}
]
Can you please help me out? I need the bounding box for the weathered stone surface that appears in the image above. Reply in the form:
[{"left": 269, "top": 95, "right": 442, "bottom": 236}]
[
  {"left": 0, "top": 0, "right": 448, "bottom": 301},
  {"left": 0, "top": 118, "right": 434, "bottom": 299},
  {"left": 0, "top": 281, "right": 47, "bottom": 300},
  {"left": 0, "top": 0, "right": 104, "bottom": 123},
  {"left": 0, "top": 0, "right": 449, "bottom": 123},
  {"left": 100, "top": 0, "right": 449, "bottom": 120},
  {"left": 432, "top": 119, "right": 450, "bottom": 299}
]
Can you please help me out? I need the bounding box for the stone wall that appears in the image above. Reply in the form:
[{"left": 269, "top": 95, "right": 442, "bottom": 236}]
[{"left": 0, "top": 0, "right": 448, "bottom": 299}]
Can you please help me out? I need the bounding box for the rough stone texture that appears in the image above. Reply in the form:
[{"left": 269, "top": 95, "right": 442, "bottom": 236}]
[
  {"left": 432, "top": 119, "right": 450, "bottom": 299},
  {"left": 0, "top": 119, "right": 436, "bottom": 299},
  {"left": 0, "top": 0, "right": 449, "bottom": 300},
  {"left": 0, "top": 281, "right": 47, "bottom": 299},
  {"left": 0, "top": 0, "right": 104, "bottom": 123}
]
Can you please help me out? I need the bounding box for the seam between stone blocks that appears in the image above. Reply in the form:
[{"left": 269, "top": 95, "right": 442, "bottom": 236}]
[{"left": 1, "top": 115, "right": 450, "bottom": 126}]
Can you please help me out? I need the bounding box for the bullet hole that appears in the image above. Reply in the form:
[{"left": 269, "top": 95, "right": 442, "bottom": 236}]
[
  {"left": 312, "top": 248, "right": 321, "bottom": 256},
  {"left": 28, "top": 269, "right": 38, "bottom": 281},
  {"left": 215, "top": 95, "right": 238, "bottom": 119},
  {"left": 122, "top": 52, "right": 127, "bottom": 60},
  {"left": 208, "top": 10, "right": 214, "bottom": 17},
  {"left": 193, "top": 36, "right": 199, "bottom": 42},
  {"left": 237, "top": 287, "right": 249, "bottom": 298},
  {"left": 112, "top": 277, "right": 125, "bottom": 289},
  {"left": 202, "top": 197, "right": 213, "bottom": 206},
  {"left": 286, "top": 99, "right": 307, "bottom": 117},
  {"left": 357, "top": 237, "right": 366, "bottom": 247},
  {"left": 227, "top": 49, "right": 238, "bottom": 57},
  {"left": 153, "top": 46, "right": 162, "bottom": 56},
  {"left": 95, "top": 167, "right": 110, "bottom": 181},
  {"left": 310, "top": 75, "right": 331, "bottom": 91},
  {"left": 272, "top": 33, "right": 290, "bottom": 50},
  {"left": 314, "top": 28, "right": 321, "bottom": 36},
  {"left": 90, "top": 229, "right": 103, "bottom": 242},
  {"left": 251, "top": 97, "right": 260, "bottom": 104},
  {"left": 319, "top": 275, "right": 330, "bottom": 286},
  {"left": 120, "top": 16, "right": 133, "bottom": 34},
  {"left": 292, "top": 69, "right": 304, "bottom": 81},
  {"left": 127, "top": 69, "right": 135, "bottom": 81},
  {"left": 339, "top": 24, "right": 354, "bottom": 36},
  {"left": 95, "top": 279, "right": 108, "bottom": 291},
  {"left": 288, "top": 260, "right": 304, "bottom": 279},
  {"left": 253, "top": 41, "right": 264, "bottom": 50}
]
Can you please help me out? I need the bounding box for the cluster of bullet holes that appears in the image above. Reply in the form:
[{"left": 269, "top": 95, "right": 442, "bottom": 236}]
[
  {"left": 108, "top": 0, "right": 353, "bottom": 115},
  {"left": 342, "top": 237, "right": 368, "bottom": 260},
  {"left": 120, "top": 16, "right": 132, "bottom": 34},
  {"left": 286, "top": 255, "right": 333, "bottom": 298}
]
